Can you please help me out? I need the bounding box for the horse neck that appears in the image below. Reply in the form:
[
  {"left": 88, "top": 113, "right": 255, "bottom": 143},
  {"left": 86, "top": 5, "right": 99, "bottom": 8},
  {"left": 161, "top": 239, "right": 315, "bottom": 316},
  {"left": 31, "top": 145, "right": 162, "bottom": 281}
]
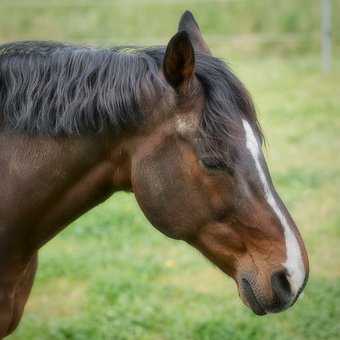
[{"left": 0, "top": 132, "right": 133, "bottom": 250}]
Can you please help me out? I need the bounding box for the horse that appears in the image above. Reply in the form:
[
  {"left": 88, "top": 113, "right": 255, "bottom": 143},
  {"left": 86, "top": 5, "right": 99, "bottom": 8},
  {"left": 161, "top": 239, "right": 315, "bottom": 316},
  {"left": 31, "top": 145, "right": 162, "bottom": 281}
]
[{"left": 0, "top": 10, "right": 309, "bottom": 338}]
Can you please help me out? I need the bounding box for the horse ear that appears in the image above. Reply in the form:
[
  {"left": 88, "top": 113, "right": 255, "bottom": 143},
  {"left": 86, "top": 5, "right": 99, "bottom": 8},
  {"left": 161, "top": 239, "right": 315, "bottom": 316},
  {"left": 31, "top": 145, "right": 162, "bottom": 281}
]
[
  {"left": 178, "top": 10, "right": 211, "bottom": 55},
  {"left": 163, "top": 31, "right": 195, "bottom": 93}
]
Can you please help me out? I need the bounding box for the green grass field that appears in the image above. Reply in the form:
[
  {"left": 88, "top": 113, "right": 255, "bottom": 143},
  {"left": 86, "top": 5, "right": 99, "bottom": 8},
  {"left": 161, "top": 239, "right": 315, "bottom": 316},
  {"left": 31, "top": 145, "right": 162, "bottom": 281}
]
[{"left": 2, "top": 1, "right": 340, "bottom": 339}]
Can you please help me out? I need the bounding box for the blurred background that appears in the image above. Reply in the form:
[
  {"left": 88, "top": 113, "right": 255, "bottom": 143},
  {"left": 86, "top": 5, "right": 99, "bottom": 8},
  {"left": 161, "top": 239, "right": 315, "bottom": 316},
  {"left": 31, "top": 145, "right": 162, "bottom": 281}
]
[{"left": 1, "top": 1, "right": 339, "bottom": 339}]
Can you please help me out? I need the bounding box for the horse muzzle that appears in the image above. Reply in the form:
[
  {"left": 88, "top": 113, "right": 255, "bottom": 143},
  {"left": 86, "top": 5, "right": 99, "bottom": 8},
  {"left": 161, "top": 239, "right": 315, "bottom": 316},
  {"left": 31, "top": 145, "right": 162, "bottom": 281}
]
[{"left": 239, "top": 269, "right": 305, "bottom": 315}]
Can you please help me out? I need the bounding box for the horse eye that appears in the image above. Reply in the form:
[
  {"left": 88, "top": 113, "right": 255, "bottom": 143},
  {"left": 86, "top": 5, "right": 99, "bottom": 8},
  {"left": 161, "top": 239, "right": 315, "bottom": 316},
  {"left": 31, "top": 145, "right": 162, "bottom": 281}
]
[{"left": 200, "top": 158, "right": 226, "bottom": 171}]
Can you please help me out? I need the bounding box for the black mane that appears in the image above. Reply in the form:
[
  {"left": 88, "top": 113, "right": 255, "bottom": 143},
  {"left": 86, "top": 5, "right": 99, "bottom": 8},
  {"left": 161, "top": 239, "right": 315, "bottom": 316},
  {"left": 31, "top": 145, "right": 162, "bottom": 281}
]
[
  {"left": 0, "top": 41, "right": 262, "bottom": 165},
  {"left": 0, "top": 41, "right": 166, "bottom": 136}
]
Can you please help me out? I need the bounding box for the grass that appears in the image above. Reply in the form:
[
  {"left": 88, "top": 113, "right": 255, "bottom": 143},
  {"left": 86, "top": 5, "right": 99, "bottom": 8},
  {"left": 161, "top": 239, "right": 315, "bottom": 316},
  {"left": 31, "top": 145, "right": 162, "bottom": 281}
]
[
  {"left": 0, "top": 0, "right": 339, "bottom": 54},
  {"left": 2, "top": 1, "right": 340, "bottom": 339}
]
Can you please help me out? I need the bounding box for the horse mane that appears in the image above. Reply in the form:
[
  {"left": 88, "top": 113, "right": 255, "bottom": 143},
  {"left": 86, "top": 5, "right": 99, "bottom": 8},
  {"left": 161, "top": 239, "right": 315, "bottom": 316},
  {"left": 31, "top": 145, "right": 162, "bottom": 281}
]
[
  {"left": 0, "top": 41, "right": 166, "bottom": 136},
  {"left": 0, "top": 40, "right": 262, "bottom": 165}
]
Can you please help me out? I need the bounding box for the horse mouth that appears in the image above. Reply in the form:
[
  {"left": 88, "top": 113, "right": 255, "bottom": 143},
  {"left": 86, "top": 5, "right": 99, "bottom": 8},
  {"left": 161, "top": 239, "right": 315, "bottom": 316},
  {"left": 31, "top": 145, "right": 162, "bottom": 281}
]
[{"left": 241, "top": 278, "right": 267, "bottom": 316}]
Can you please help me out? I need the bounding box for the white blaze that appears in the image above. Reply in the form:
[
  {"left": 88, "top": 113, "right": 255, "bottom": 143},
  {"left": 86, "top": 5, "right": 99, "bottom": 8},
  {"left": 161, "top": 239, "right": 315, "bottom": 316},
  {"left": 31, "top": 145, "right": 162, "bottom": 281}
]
[{"left": 242, "top": 119, "right": 305, "bottom": 295}]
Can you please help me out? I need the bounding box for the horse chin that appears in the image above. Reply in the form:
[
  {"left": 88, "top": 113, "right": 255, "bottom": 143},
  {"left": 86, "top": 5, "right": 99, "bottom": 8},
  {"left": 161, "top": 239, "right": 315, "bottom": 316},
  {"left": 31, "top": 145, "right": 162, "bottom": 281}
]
[{"left": 239, "top": 278, "right": 267, "bottom": 316}]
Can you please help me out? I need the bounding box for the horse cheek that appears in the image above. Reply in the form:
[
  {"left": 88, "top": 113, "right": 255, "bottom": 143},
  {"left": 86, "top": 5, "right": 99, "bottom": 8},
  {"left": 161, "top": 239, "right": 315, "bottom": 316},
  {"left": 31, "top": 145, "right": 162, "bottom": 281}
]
[{"left": 131, "top": 143, "right": 202, "bottom": 240}]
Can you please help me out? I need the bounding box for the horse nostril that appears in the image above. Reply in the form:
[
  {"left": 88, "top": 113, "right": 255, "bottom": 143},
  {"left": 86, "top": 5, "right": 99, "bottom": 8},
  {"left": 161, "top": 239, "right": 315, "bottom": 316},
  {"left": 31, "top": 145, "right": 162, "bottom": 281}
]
[{"left": 271, "top": 270, "right": 292, "bottom": 303}]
